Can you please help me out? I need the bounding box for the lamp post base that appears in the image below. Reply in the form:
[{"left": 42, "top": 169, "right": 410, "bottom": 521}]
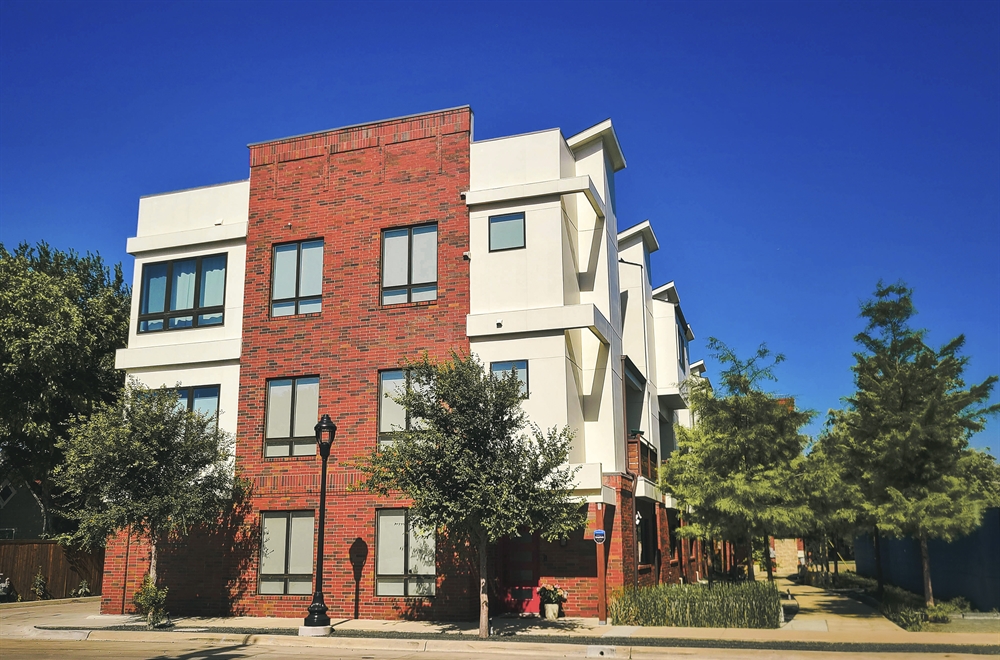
[
  {"left": 298, "top": 625, "right": 331, "bottom": 637},
  {"left": 304, "top": 596, "right": 331, "bottom": 628}
]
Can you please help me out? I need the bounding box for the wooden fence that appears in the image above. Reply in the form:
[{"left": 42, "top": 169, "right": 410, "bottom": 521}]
[{"left": 0, "top": 540, "right": 104, "bottom": 600}]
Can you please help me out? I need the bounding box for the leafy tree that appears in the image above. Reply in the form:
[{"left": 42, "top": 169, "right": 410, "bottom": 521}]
[
  {"left": 662, "top": 338, "right": 814, "bottom": 582},
  {"left": 0, "top": 242, "right": 129, "bottom": 534},
  {"left": 799, "top": 432, "right": 861, "bottom": 575},
  {"left": 54, "top": 380, "right": 235, "bottom": 588},
  {"left": 826, "top": 281, "right": 999, "bottom": 607},
  {"left": 358, "top": 353, "right": 586, "bottom": 638}
]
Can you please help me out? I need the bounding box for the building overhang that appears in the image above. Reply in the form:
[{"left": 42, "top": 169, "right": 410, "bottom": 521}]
[
  {"left": 115, "top": 339, "right": 241, "bottom": 370},
  {"left": 463, "top": 175, "right": 606, "bottom": 220},
  {"left": 617, "top": 220, "right": 659, "bottom": 254},
  {"left": 566, "top": 119, "right": 626, "bottom": 172},
  {"left": 658, "top": 387, "right": 688, "bottom": 410},
  {"left": 570, "top": 463, "right": 616, "bottom": 505},
  {"left": 466, "top": 303, "right": 611, "bottom": 345},
  {"left": 126, "top": 222, "right": 248, "bottom": 256},
  {"left": 635, "top": 476, "right": 662, "bottom": 502}
]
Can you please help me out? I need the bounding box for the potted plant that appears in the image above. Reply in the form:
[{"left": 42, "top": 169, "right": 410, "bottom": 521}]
[{"left": 538, "top": 583, "right": 567, "bottom": 620}]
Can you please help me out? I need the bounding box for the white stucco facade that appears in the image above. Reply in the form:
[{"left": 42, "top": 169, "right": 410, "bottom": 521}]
[{"left": 115, "top": 180, "right": 249, "bottom": 439}]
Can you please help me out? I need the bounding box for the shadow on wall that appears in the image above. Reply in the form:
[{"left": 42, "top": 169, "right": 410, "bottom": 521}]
[
  {"left": 158, "top": 481, "right": 261, "bottom": 616},
  {"left": 393, "top": 529, "right": 478, "bottom": 622}
]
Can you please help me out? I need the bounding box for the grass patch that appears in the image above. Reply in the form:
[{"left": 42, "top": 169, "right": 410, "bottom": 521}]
[{"left": 609, "top": 582, "right": 781, "bottom": 629}]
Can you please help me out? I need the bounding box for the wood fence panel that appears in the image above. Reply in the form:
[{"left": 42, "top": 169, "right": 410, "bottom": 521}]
[{"left": 0, "top": 540, "right": 104, "bottom": 600}]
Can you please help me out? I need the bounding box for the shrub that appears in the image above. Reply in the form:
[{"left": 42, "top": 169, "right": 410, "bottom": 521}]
[
  {"left": 133, "top": 575, "right": 169, "bottom": 628},
  {"left": 71, "top": 580, "right": 92, "bottom": 598},
  {"left": 31, "top": 567, "right": 49, "bottom": 600},
  {"left": 609, "top": 582, "right": 781, "bottom": 628},
  {"left": 925, "top": 604, "right": 951, "bottom": 623}
]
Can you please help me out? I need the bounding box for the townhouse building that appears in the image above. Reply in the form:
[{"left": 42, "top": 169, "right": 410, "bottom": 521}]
[{"left": 101, "top": 107, "right": 707, "bottom": 620}]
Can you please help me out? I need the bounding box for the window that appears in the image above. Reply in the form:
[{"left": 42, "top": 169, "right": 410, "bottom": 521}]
[
  {"left": 173, "top": 385, "right": 220, "bottom": 421},
  {"left": 381, "top": 224, "right": 437, "bottom": 305},
  {"left": 271, "top": 240, "right": 323, "bottom": 316},
  {"left": 376, "top": 509, "right": 436, "bottom": 596},
  {"left": 490, "top": 360, "right": 528, "bottom": 397},
  {"left": 489, "top": 212, "right": 525, "bottom": 251},
  {"left": 139, "top": 254, "right": 227, "bottom": 332},
  {"left": 259, "top": 512, "right": 314, "bottom": 595},
  {"left": 265, "top": 377, "right": 319, "bottom": 457},
  {"left": 378, "top": 370, "right": 407, "bottom": 446},
  {"left": 676, "top": 315, "right": 689, "bottom": 374},
  {"left": 0, "top": 480, "right": 15, "bottom": 508}
]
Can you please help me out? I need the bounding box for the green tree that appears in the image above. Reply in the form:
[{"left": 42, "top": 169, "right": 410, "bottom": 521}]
[
  {"left": 662, "top": 338, "right": 814, "bottom": 582},
  {"left": 827, "top": 281, "right": 999, "bottom": 607},
  {"left": 53, "top": 380, "right": 235, "bottom": 588},
  {"left": 0, "top": 242, "right": 130, "bottom": 534},
  {"left": 800, "top": 432, "right": 861, "bottom": 575},
  {"left": 358, "top": 353, "right": 586, "bottom": 638}
]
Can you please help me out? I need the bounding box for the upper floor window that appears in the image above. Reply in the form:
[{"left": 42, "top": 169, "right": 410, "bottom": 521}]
[
  {"left": 376, "top": 509, "right": 436, "bottom": 596},
  {"left": 139, "top": 254, "right": 226, "bottom": 332},
  {"left": 272, "top": 240, "right": 323, "bottom": 317},
  {"left": 265, "top": 377, "right": 319, "bottom": 457},
  {"left": 174, "top": 385, "right": 220, "bottom": 421},
  {"left": 676, "top": 316, "right": 689, "bottom": 373},
  {"left": 489, "top": 212, "right": 525, "bottom": 251},
  {"left": 381, "top": 224, "right": 437, "bottom": 305},
  {"left": 259, "top": 511, "right": 314, "bottom": 595},
  {"left": 490, "top": 360, "right": 528, "bottom": 397}
]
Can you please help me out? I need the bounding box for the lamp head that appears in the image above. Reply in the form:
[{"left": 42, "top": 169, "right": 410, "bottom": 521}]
[{"left": 315, "top": 414, "right": 337, "bottom": 457}]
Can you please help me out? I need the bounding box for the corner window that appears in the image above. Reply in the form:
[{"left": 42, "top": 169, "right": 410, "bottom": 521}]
[
  {"left": 265, "top": 377, "right": 319, "bottom": 457},
  {"left": 174, "top": 385, "right": 221, "bottom": 421},
  {"left": 489, "top": 212, "right": 525, "bottom": 251},
  {"left": 139, "top": 254, "right": 227, "bottom": 332},
  {"left": 490, "top": 360, "right": 528, "bottom": 397},
  {"left": 381, "top": 224, "right": 437, "bottom": 305},
  {"left": 259, "top": 511, "right": 314, "bottom": 595},
  {"left": 376, "top": 509, "right": 436, "bottom": 596},
  {"left": 271, "top": 240, "right": 323, "bottom": 317}
]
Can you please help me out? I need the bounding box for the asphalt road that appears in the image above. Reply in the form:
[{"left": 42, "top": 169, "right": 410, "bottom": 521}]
[{"left": 0, "top": 639, "right": 992, "bottom": 660}]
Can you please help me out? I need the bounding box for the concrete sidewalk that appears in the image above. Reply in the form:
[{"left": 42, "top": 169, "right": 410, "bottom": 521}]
[{"left": 1, "top": 591, "right": 997, "bottom": 652}]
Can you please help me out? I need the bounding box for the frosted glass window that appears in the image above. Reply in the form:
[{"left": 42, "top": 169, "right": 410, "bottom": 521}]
[
  {"left": 381, "top": 224, "right": 437, "bottom": 305},
  {"left": 491, "top": 360, "right": 529, "bottom": 397},
  {"left": 138, "top": 255, "right": 226, "bottom": 332},
  {"left": 271, "top": 240, "right": 323, "bottom": 316},
  {"left": 266, "top": 377, "right": 320, "bottom": 458},
  {"left": 489, "top": 213, "right": 525, "bottom": 251},
  {"left": 376, "top": 509, "right": 436, "bottom": 597},
  {"left": 259, "top": 512, "right": 314, "bottom": 595},
  {"left": 382, "top": 229, "right": 409, "bottom": 288}
]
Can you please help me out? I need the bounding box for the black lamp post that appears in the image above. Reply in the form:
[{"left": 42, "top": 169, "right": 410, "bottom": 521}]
[{"left": 304, "top": 413, "right": 336, "bottom": 628}]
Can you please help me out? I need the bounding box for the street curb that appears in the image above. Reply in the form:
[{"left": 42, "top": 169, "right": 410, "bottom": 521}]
[{"left": 0, "top": 596, "right": 101, "bottom": 610}]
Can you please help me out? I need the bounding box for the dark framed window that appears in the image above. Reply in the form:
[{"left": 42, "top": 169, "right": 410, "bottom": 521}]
[
  {"left": 173, "top": 385, "right": 221, "bottom": 422},
  {"left": 489, "top": 212, "right": 525, "bottom": 251},
  {"left": 378, "top": 370, "right": 407, "bottom": 447},
  {"left": 381, "top": 224, "right": 437, "bottom": 305},
  {"left": 265, "top": 377, "right": 319, "bottom": 457},
  {"left": 139, "top": 254, "right": 227, "bottom": 332},
  {"left": 490, "top": 360, "right": 528, "bottom": 397},
  {"left": 271, "top": 240, "right": 323, "bottom": 317},
  {"left": 259, "top": 511, "right": 314, "bottom": 595},
  {"left": 676, "top": 315, "right": 689, "bottom": 373},
  {"left": 376, "top": 509, "right": 436, "bottom": 596},
  {"left": 0, "top": 480, "right": 15, "bottom": 508}
]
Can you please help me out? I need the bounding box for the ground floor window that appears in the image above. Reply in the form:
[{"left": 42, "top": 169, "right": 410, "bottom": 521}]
[
  {"left": 259, "top": 511, "right": 314, "bottom": 595},
  {"left": 375, "top": 509, "right": 436, "bottom": 596}
]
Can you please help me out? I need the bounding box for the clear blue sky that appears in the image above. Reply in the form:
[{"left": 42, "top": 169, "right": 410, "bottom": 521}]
[{"left": 2, "top": 0, "right": 998, "bottom": 451}]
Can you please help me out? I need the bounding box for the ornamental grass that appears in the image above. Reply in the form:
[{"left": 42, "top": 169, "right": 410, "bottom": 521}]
[{"left": 609, "top": 581, "right": 781, "bottom": 628}]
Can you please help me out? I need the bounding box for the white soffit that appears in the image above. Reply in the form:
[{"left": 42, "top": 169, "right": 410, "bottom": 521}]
[
  {"left": 617, "top": 219, "right": 660, "bottom": 253},
  {"left": 652, "top": 281, "right": 679, "bottom": 304},
  {"left": 566, "top": 119, "right": 627, "bottom": 172},
  {"left": 127, "top": 222, "right": 249, "bottom": 255},
  {"left": 464, "top": 175, "right": 606, "bottom": 220}
]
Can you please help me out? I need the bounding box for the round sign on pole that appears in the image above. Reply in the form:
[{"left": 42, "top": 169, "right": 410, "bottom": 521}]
[{"left": 593, "top": 529, "right": 606, "bottom": 544}]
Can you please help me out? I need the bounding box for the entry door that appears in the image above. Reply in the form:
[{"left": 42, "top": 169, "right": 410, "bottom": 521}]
[{"left": 499, "top": 531, "right": 540, "bottom": 614}]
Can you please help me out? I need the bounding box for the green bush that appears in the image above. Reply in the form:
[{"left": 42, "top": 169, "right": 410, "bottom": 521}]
[
  {"left": 31, "top": 567, "right": 49, "bottom": 600},
  {"left": 133, "top": 575, "right": 169, "bottom": 628},
  {"left": 609, "top": 582, "right": 781, "bottom": 628},
  {"left": 925, "top": 604, "right": 951, "bottom": 623}
]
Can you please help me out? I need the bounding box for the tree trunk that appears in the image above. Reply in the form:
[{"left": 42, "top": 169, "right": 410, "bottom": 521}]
[
  {"left": 478, "top": 533, "right": 489, "bottom": 639},
  {"left": 149, "top": 537, "right": 158, "bottom": 586},
  {"left": 764, "top": 536, "right": 774, "bottom": 583},
  {"left": 26, "top": 482, "right": 49, "bottom": 537},
  {"left": 707, "top": 539, "right": 714, "bottom": 587},
  {"left": 872, "top": 529, "right": 884, "bottom": 599},
  {"left": 919, "top": 533, "right": 934, "bottom": 608},
  {"left": 746, "top": 539, "right": 755, "bottom": 581}
]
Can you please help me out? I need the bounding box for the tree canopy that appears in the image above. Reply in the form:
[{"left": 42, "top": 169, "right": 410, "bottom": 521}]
[
  {"left": 0, "top": 242, "right": 130, "bottom": 534},
  {"left": 661, "top": 338, "right": 814, "bottom": 580},
  {"left": 825, "top": 280, "right": 999, "bottom": 606},
  {"left": 358, "top": 353, "right": 586, "bottom": 637},
  {"left": 54, "top": 380, "right": 235, "bottom": 585}
]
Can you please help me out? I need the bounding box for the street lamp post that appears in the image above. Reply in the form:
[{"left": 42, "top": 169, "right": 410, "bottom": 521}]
[{"left": 303, "top": 414, "right": 336, "bottom": 631}]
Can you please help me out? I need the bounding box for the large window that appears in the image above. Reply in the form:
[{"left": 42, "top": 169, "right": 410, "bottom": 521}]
[
  {"left": 376, "top": 509, "right": 436, "bottom": 596},
  {"left": 381, "top": 224, "right": 437, "bottom": 305},
  {"left": 490, "top": 360, "right": 528, "bottom": 397},
  {"left": 139, "top": 254, "right": 227, "bottom": 332},
  {"left": 259, "top": 511, "right": 314, "bottom": 595},
  {"left": 676, "top": 314, "right": 689, "bottom": 374},
  {"left": 378, "top": 370, "right": 407, "bottom": 446},
  {"left": 489, "top": 212, "right": 525, "bottom": 251},
  {"left": 174, "top": 385, "right": 220, "bottom": 421},
  {"left": 265, "top": 377, "right": 319, "bottom": 457},
  {"left": 271, "top": 240, "right": 323, "bottom": 317}
]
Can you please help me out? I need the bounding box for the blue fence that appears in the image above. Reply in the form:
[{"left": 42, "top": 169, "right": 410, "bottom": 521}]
[{"left": 855, "top": 508, "right": 999, "bottom": 611}]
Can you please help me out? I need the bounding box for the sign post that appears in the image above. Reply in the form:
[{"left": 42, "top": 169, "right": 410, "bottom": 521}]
[{"left": 594, "top": 524, "right": 607, "bottom": 625}]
